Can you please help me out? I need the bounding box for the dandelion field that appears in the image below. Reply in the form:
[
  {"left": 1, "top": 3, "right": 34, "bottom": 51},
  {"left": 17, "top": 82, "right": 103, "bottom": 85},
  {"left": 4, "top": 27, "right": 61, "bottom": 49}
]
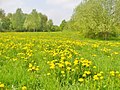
[{"left": 0, "top": 32, "right": 120, "bottom": 90}]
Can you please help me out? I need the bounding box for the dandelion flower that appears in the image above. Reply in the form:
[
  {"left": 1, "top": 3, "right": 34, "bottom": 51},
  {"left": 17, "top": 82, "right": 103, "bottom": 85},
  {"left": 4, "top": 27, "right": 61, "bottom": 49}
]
[
  {"left": 22, "top": 86, "right": 27, "bottom": 90},
  {"left": 78, "top": 78, "right": 84, "bottom": 82},
  {"left": 0, "top": 84, "right": 4, "bottom": 88}
]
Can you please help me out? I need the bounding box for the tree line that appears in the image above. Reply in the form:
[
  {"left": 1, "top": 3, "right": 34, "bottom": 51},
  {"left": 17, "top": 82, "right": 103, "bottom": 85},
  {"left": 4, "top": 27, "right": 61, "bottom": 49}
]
[
  {"left": 1, "top": 0, "right": 120, "bottom": 40},
  {"left": 0, "top": 8, "right": 67, "bottom": 32}
]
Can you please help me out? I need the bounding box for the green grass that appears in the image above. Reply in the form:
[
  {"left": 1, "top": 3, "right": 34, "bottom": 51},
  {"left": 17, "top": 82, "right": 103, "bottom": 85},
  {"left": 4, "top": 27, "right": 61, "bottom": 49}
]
[{"left": 0, "top": 32, "right": 120, "bottom": 90}]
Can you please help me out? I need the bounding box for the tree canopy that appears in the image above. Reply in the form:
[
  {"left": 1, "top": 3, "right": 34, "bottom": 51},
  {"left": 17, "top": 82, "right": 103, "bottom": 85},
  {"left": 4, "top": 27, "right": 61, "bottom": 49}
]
[
  {"left": 0, "top": 8, "right": 61, "bottom": 32},
  {"left": 65, "top": 0, "right": 120, "bottom": 39}
]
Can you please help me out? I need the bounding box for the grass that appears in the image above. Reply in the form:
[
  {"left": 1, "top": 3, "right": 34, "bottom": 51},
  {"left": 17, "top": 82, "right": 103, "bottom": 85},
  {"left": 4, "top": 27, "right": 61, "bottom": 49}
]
[{"left": 0, "top": 32, "right": 120, "bottom": 90}]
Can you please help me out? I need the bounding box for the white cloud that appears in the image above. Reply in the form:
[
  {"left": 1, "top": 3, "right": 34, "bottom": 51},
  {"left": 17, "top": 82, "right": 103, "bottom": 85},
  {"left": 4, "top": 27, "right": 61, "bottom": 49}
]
[
  {"left": 46, "top": 0, "right": 74, "bottom": 5},
  {"left": 0, "top": 0, "right": 82, "bottom": 25},
  {"left": 44, "top": 9, "right": 71, "bottom": 25},
  {"left": 0, "top": 0, "right": 23, "bottom": 13},
  {"left": 0, "top": 0, "right": 9, "bottom": 3}
]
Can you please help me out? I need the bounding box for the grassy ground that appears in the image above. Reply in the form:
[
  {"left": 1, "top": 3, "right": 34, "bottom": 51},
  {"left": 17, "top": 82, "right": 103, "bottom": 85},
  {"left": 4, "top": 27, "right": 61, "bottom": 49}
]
[{"left": 0, "top": 32, "right": 120, "bottom": 90}]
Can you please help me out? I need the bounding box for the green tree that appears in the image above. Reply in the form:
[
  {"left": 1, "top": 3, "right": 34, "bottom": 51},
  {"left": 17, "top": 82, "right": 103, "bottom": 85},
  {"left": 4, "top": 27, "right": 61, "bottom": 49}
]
[
  {"left": 11, "top": 8, "right": 25, "bottom": 31},
  {"left": 60, "top": 20, "right": 67, "bottom": 31},
  {"left": 46, "top": 19, "right": 53, "bottom": 32},
  {"left": 0, "top": 9, "right": 5, "bottom": 31},
  {"left": 71, "top": 0, "right": 120, "bottom": 39},
  {"left": 38, "top": 13, "right": 48, "bottom": 32},
  {"left": 1, "top": 17, "right": 11, "bottom": 31},
  {"left": 52, "top": 25, "right": 60, "bottom": 32},
  {"left": 24, "top": 9, "right": 41, "bottom": 32}
]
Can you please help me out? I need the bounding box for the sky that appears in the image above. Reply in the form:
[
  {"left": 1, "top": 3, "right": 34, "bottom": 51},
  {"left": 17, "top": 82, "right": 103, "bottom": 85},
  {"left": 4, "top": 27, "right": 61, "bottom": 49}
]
[{"left": 0, "top": 0, "right": 82, "bottom": 25}]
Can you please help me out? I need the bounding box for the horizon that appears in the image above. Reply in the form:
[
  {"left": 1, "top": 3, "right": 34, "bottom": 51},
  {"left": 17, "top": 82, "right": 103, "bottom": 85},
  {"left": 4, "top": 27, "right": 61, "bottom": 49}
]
[{"left": 0, "top": 0, "right": 82, "bottom": 25}]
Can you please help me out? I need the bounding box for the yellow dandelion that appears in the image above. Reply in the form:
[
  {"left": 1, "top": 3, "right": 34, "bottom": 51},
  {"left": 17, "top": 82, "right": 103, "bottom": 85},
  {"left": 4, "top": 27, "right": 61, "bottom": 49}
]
[
  {"left": 82, "top": 74, "right": 87, "bottom": 77},
  {"left": 32, "top": 66, "right": 36, "bottom": 70},
  {"left": 22, "top": 86, "right": 27, "bottom": 90},
  {"left": 61, "top": 71, "right": 65, "bottom": 74},
  {"left": 84, "top": 71, "right": 91, "bottom": 75},
  {"left": 58, "top": 63, "right": 64, "bottom": 68},
  {"left": 35, "top": 67, "right": 39, "bottom": 71},
  {"left": 29, "top": 63, "right": 32, "bottom": 68},
  {"left": 0, "top": 84, "right": 4, "bottom": 88},
  {"left": 97, "top": 73, "right": 102, "bottom": 77},
  {"left": 92, "top": 54, "right": 97, "bottom": 57},
  {"left": 93, "top": 75, "right": 99, "bottom": 80},
  {"left": 74, "top": 59, "right": 79, "bottom": 65},
  {"left": 93, "top": 66, "right": 96, "bottom": 69},
  {"left": 100, "top": 76, "right": 104, "bottom": 80},
  {"left": 47, "top": 73, "right": 51, "bottom": 76},
  {"left": 110, "top": 71, "right": 115, "bottom": 76},
  {"left": 65, "top": 61, "right": 71, "bottom": 66},
  {"left": 100, "top": 71, "right": 103, "bottom": 74},
  {"left": 116, "top": 71, "right": 119, "bottom": 74},
  {"left": 114, "top": 52, "right": 119, "bottom": 55},
  {"left": 50, "top": 63, "right": 55, "bottom": 69},
  {"left": 72, "top": 69, "right": 75, "bottom": 72},
  {"left": 78, "top": 78, "right": 84, "bottom": 82},
  {"left": 66, "top": 67, "right": 71, "bottom": 71}
]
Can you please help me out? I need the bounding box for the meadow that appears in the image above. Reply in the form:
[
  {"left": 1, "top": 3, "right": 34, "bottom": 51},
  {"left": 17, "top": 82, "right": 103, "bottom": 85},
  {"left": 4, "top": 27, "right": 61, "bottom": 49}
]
[{"left": 0, "top": 32, "right": 120, "bottom": 90}]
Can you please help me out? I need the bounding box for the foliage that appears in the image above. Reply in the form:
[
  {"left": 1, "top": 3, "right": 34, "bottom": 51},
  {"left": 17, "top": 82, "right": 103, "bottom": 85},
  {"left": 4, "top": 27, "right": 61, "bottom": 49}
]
[
  {"left": 69, "top": 0, "right": 120, "bottom": 40},
  {"left": 60, "top": 20, "right": 67, "bottom": 31},
  {"left": 24, "top": 9, "right": 40, "bottom": 32},
  {"left": 11, "top": 8, "right": 25, "bottom": 31},
  {"left": 0, "top": 8, "right": 60, "bottom": 32}
]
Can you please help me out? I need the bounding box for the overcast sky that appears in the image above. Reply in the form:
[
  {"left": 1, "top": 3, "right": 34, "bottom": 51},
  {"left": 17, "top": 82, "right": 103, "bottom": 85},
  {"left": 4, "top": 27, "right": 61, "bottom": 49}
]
[{"left": 0, "top": 0, "right": 82, "bottom": 25}]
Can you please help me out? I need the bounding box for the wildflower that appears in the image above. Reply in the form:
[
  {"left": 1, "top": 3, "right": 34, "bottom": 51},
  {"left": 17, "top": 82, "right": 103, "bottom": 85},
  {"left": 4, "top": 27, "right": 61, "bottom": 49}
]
[
  {"left": 100, "top": 76, "right": 104, "bottom": 80},
  {"left": 58, "top": 63, "right": 64, "bottom": 68},
  {"left": 118, "top": 74, "right": 120, "bottom": 78},
  {"left": 61, "top": 71, "right": 65, "bottom": 74},
  {"left": 65, "top": 61, "right": 71, "bottom": 66},
  {"left": 50, "top": 63, "right": 55, "bottom": 69},
  {"left": 116, "top": 71, "right": 119, "bottom": 74},
  {"left": 74, "top": 59, "right": 79, "bottom": 65},
  {"left": 100, "top": 71, "right": 103, "bottom": 74},
  {"left": 78, "top": 78, "right": 84, "bottom": 82},
  {"left": 97, "top": 73, "right": 102, "bottom": 77},
  {"left": 66, "top": 67, "right": 71, "bottom": 71},
  {"left": 93, "top": 66, "right": 96, "bottom": 69},
  {"left": 47, "top": 73, "right": 51, "bottom": 76},
  {"left": 82, "top": 74, "right": 87, "bottom": 77},
  {"left": 32, "top": 66, "right": 36, "bottom": 70},
  {"left": 92, "top": 54, "right": 97, "bottom": 57},
  {"left": 0, "top": 83, "right": 4, "bottom": 88},
  {"left": 35, "top": 67, "right": 39, "bottom": 71},
  {"left": 22, "top": 86, "right": 27, "bottom": 90},
  {"left": 29, "top": 63, "right": 32, "bottom": 68},
  {"left": 110, "top": 71, "right": 115, "bottom": 76},
  {"left": 93, "top": 75, "right": 99, "bottom": 80},
  {"left": 61, "top": 56, "right": 65, "bottom": 60},
  {"left": 84, "top": 71, "right": 91, "bottom": 75},
  {"left": 114, "top": 52, "right": 119, "bottom": 55},
  {"left": 72, "top": 69, "right": 75, "bottom": 72}
]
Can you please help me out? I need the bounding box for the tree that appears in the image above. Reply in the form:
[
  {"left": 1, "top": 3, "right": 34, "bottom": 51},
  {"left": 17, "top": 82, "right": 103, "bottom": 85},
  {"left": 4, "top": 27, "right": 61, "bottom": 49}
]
[
  {"left": 11, "top": 8, "right": 25, "bottom": 31},
  {"left": 70, "top": 0, "right": 120, "bottom": 40},
  {"left": 46, "top": 19, "right": 53, "bottom": 32},
  {"left": 60, "top": 20, "right": 67, "bottom": 31},
  {"left": 1, "top": 17, "right": 11, "bottom": 31},
  {"left": 38, "top": 13, "right": 48, "bottom": 32},
  {"left": 0, "top": 9, "right": 5, "bottom": 31},
  {"left": 52, "top": 25, "right": 60, "bottom": 32},
  {"left": 24, "top": 9, "right": 41, "bottom": 32}
]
